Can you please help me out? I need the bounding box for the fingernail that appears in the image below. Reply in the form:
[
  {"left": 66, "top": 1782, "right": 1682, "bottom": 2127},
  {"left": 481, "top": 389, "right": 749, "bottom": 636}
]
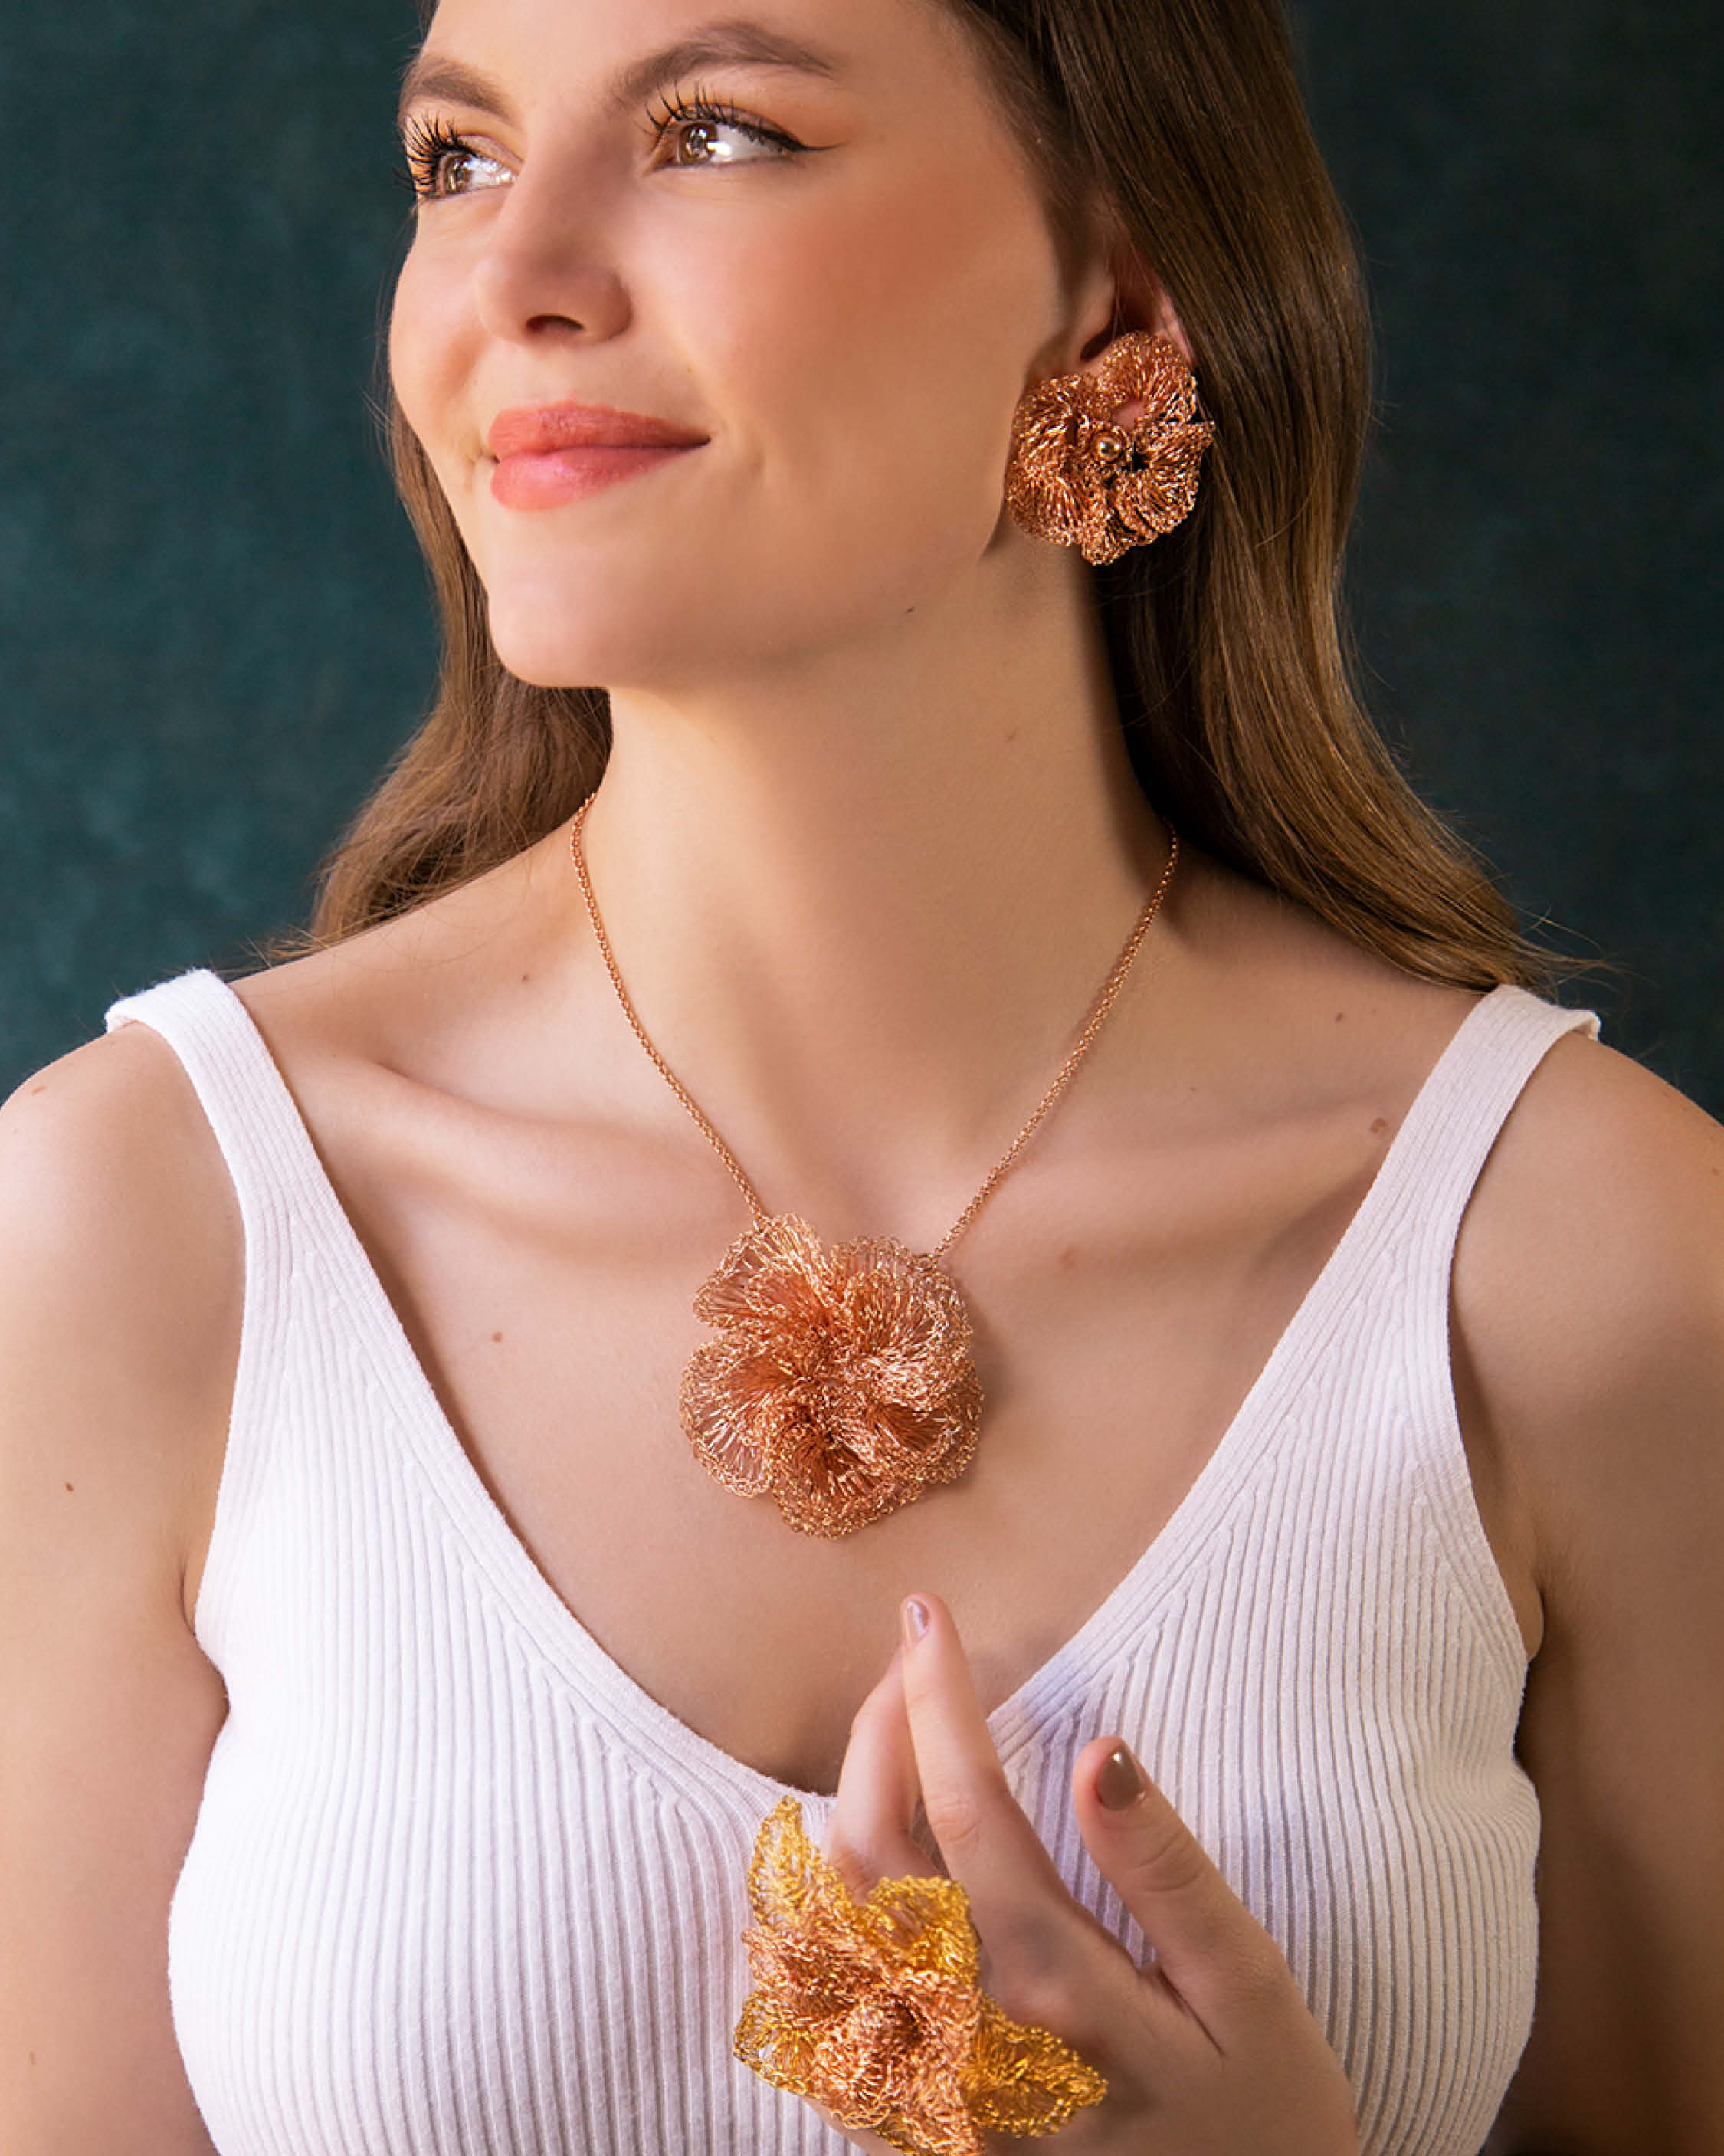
[
  {"left": 1096, "top": 1743, "right": 1144, "bottom": 1810},
  {"left": 902, "top": 1596, "right": 930, "bottom": 1647}
]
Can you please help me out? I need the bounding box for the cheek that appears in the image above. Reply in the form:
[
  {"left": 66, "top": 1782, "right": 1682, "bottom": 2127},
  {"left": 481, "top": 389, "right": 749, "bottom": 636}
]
[
  {"left": 388, "top": 241, "right": 476, "bottom": 496},
  {"left": 677, "top": 172, "right": 1060, "bottom": 551}
]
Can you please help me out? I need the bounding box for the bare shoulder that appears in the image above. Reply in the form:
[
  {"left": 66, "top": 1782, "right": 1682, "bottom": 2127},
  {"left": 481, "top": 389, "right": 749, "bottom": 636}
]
[
  {"left": 1454, "top": 1019, "right": 1724, "bottom": 1516},
  {"left": 1452, "top": 1017, "right": 1724, "bottom": 1636},
  {"left": 0, "top": 1019, "right": 242, "bottom": 1364},
  {"left": 0, "top": 1022, "right": 242, "bottom": 1613}
]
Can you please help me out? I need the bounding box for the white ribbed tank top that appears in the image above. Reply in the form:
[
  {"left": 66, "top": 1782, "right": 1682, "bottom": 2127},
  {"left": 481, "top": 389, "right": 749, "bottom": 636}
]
[{"left": 105, "top": 970, "right": 1598, "bottom": 2156}]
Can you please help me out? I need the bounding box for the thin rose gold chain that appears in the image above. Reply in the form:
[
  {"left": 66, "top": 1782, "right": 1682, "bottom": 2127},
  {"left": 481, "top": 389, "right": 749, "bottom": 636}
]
[
  {"left": 568, "top": 793, "right": 1178, "bottom": 1264},
  {"left": 927, "top": 829, "right": 1176, "bottom": 1260},
  {"left": 570, "top": 795, "right": 773, "bottom": 1225}
]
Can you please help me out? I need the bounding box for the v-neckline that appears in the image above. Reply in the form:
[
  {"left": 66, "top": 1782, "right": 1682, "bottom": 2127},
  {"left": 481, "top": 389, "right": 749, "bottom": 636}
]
[{"left": 197, "top": 972, "right": 1503, "bottom": 1819}]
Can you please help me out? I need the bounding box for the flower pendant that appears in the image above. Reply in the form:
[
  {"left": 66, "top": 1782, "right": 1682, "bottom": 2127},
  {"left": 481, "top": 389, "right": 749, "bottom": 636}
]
[{"left": 679, "top": 1214, "right": 985, "bottom": 1538}]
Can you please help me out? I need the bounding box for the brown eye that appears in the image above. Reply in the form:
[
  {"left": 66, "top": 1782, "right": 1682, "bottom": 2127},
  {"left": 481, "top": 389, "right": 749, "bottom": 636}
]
[
  {"left": 441, "top": 148, "right": 511, "bottom": 195},
  {"left": 675, "top": 120, "right": 721, "bottom": 164},
  {"left": 671, "top": 117, "right": 779, "bottom": 164},
  {"left": 651, "top": 94, "right": 805, "bottom": 168},
  {"left": 448, "top": 152, "right": 508, "bottom": 195},
  {"left": 402, "top": 118, "right": 513, "bottom": 202}
]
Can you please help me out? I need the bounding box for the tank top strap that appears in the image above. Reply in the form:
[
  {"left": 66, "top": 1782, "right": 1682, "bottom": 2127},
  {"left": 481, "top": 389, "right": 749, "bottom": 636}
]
[
  {"left": 103, "top": 968, "right": 338, "bottom": 1257},
  {"left": 1383, "top": 984, "right": 1601, "bottom": 1272},
  {"left": 1349, "top": 984, "right": 1599, "bottom": 1661},
  {"left": 103, "top": 968, "right": 365, "bottom": 1652}
]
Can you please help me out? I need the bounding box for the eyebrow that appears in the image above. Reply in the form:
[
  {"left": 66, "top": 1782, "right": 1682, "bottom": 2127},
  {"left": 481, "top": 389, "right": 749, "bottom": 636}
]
[{"left": 397, "top": 19, "right": 843, "bottom": 133}]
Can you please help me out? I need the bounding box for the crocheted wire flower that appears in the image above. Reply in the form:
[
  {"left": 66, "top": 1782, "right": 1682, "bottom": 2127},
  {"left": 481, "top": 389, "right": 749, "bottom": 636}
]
[
  {"left": 1006, "top": 330, "right": 1215, "bottom": 566},
  {"left": 680, "top": 1214, "right": 984, "bottom": 1538},
  {"left": 734, "top": 1796, "right": 1109, "bottom": 2156}
]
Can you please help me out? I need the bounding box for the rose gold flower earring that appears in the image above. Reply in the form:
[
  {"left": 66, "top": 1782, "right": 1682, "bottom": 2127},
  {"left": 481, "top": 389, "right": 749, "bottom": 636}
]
[{"left": 1004, "top": 330, "right": 1215, "bottom": 566}]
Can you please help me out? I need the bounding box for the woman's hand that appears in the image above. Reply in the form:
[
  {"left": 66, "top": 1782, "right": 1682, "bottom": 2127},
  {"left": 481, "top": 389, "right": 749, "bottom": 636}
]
[{"left": 811, "top": 1592, "right": 1359, "bottom": 2155}]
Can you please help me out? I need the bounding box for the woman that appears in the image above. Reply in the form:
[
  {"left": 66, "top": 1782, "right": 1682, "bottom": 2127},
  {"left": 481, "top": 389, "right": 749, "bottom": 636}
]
[{"left": 2, "top": 0, "right": 1719, "bottom": 2149}]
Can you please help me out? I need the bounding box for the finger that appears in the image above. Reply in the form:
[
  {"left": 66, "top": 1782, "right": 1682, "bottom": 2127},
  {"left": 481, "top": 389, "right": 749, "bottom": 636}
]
[
  {"left": 896, "top": 1592, "right": 1071, "bottom": 1954},
  {"left": 825, "top": 1642, "right": 933, "bottom": 1898},
  {"left": 1073, "top": 1734, "right": 1278, "bottom": 2005}
]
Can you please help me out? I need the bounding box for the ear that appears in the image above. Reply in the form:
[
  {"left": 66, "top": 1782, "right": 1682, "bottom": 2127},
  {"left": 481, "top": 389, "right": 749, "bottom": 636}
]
[{"left": 1067, "top": 205, "right": 1194, "bottom": 376}]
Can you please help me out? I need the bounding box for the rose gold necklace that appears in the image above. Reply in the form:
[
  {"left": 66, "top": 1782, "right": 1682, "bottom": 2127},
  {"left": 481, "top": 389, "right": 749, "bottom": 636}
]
[{"left": 569, "top": 795, "right": 1178, "bottom": 1540}]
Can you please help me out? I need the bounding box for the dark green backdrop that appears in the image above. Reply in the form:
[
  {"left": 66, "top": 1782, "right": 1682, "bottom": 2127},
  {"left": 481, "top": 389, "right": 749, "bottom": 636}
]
[{"left": 4, "top": 3, "right": 1721, "bottom": 1103}]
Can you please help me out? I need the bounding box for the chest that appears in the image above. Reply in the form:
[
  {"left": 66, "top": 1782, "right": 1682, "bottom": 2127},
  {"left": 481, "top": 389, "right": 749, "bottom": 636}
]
[{"left": 284, "top": 1109, "right": 1498, "bottom": 1800}]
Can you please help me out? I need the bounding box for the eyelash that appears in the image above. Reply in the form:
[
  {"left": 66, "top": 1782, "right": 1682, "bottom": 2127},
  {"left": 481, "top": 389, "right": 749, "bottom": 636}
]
[
  {"left": 400, "top": 116, "right": 486, "bottom": 202},
  {"left": 646, "top": 85, "right": 807, "bottom": 163},
  {"left": 399, "top": 88, "right": 806, "bottom": 202}
]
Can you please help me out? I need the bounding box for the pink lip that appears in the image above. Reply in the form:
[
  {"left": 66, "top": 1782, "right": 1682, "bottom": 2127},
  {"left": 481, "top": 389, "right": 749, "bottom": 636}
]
[
  {"left": 487, "top": 399, "right": 708, "bottom": 511},
  {"left": 488, "top": 402, "right": 710, "bottom": 458}
]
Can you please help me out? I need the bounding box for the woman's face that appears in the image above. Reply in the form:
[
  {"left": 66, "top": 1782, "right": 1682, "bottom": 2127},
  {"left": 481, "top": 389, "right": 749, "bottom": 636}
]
[{"left": 390, "top": 0, "right": 1101, "bottom": 691}]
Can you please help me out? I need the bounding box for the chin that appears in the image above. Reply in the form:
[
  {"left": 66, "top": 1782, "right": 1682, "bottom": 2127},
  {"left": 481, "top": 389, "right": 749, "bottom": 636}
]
[
  {"left": 478, "top": 507, "right": 997, "bottom": 692},
  {"left": 480, "top": 576, "right": 763, "bottom": 694},
  {"left": 482, "top": 580, "right": 675, "bottom": 692}
]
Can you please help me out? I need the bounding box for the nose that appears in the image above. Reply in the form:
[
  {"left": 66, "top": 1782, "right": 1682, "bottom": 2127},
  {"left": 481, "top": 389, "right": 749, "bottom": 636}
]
[{"left": 470, "top": 162, "right": 632, "bottom": 348}]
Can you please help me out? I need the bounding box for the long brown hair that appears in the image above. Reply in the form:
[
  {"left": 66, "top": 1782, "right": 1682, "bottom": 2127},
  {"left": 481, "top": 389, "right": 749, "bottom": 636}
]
[{"left": 311, "top": 0, "right": 1544, "bottom": 990}]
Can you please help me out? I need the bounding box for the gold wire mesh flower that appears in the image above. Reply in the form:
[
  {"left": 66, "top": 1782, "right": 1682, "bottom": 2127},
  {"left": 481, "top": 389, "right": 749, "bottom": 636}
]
[
  {"left": 680, "top": 1214, "right": 985, "bottom": 1539},
  {"left": 735, "top": 1796, "right": 1109, "bottom": 2156},
  {"left": 1005, "top": 330, "right": 1216, "bottom": 566}
]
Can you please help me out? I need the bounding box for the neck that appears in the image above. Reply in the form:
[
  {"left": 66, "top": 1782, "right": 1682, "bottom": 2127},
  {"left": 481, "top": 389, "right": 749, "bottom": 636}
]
[{"left": 570, "top": 550, "right": 1172, "bottom": 1244}]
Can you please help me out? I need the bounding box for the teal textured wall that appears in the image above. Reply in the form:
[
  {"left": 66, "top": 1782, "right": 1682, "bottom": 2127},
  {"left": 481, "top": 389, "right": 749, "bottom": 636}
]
[{"left": 3, "top": 2, "right": 1721, "bottom": 1102}]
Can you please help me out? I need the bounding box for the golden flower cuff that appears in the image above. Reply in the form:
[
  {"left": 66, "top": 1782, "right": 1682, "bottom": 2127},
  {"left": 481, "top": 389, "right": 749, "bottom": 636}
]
[{"left": 733, "top": 1795, "right": 1107, "bottom": 2156}]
